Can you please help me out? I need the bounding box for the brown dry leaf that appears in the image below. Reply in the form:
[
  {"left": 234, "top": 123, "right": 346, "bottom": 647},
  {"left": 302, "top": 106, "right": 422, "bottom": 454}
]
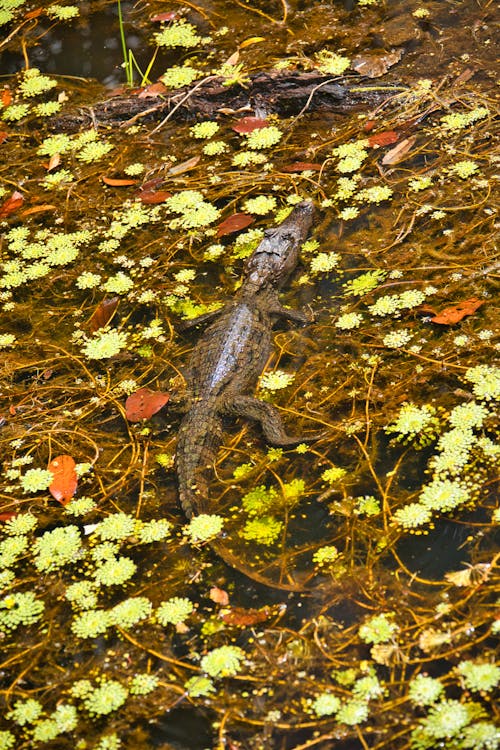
[
  {"left": 224, "top": 50, "right": 240, "bottom": 66},
  {"left": 217, "top": 212, "right": 255, "bottom": 237},
  {"left": 352, "top": 49, "right": 402, "bottom": 78},
  {"left": 381, "top": 136, "right": 416, "bottom": 165},
  {"left": 88, "top": 297, "right": 119, "bottom": 333},
  {"left": 281, "top": 162, "right": 322, "bottom": 172},
  {"left": 0, "top": 190, "right": 24, "bottom": 218},
  {"left": 102, "top": 176, "right": 139, "bottom": 187},
  {"left": 445, "top": 564, "right": 491, "bottom": 587},
  {"left": 430, "top": 297, "right": 484, "bottom": 325},
  {"left": 48, "top": 455, "right": 78, "bottom": 505},
  {"left": 209, "top": 586, "right": 230, "bottom": 606},
  {"left": 220, "top": 606, "right": 271, "bottom": 627},
  {"left": 125, "top": 388, "right": 170, "bottom": 422},
  {"left": 47, "top": 153, "right": 61, "bottom": 171},
  {"left": 137, "top": 82, "right": 168, "bottom": 98},
  {"left": 168, "top": 156, "right": 200, "bottom": 176}
]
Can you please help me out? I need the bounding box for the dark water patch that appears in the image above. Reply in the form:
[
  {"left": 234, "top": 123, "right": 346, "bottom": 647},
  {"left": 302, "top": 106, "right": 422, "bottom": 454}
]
[{"left": 149, "top": 707, "right": 213, "bottom": 749}]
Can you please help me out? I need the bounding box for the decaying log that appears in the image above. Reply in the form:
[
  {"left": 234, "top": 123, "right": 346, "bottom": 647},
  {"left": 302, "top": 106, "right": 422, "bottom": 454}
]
[{"left": 54, "top": 70, "right": 406, "bottom": 131}]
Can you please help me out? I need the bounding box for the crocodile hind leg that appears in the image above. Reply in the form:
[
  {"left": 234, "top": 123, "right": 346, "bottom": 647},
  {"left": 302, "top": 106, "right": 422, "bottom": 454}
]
[{"left": 225, "top": 395, "right": 324, "bottom": 446}]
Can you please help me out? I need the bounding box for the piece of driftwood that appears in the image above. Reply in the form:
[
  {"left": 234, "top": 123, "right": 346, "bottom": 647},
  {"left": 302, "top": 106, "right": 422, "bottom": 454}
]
[{"left": 54, "top": 70, "right": 406, "bottom": 131}]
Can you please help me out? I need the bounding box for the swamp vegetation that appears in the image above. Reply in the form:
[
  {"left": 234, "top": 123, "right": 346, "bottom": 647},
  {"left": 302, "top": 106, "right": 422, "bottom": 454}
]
[{"left": 0, "top": 0, "right": 498, "bottom": 748}]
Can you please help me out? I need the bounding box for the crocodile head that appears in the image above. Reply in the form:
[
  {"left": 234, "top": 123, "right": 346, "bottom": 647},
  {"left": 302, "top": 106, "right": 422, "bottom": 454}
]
[{"left": 243, "top": 200, "right": 314, "bottom": 288}]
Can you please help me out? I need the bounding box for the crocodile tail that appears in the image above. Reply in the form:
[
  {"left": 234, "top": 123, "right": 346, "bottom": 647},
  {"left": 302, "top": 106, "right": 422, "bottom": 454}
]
[
  {"left": 209, "top": 538, "right": 307, "bottom": 592},
  {"left": 175, "top": 402, "right": 224, "bottom": 518}
]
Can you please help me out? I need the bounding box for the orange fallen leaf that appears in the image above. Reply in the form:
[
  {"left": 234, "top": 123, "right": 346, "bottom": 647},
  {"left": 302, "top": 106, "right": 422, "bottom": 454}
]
[
  {"left": 1, "top": 89, "right": 12, "bottom": 106},
  {"left": 0, "top": 190, "right": 24, "bottom": 218},
  {"left": 88, "top": 297, "right": 119, "bottom": 333},
  {"left": 125, "top": 388, "right": 170, "bottom": 422},
  {"left": 381, "top": 136, "right": 417, "bottom": 166},
  {"left": 26, "top": 7, "right": 43, "bottom": 19},
  {"left": 217, "top": 212, "right": 254, "bottom": 237},
  {"left": 102, "top": 176, "right": 139, "bottom": 187},
  {"left": 20, "top": 204, "right": 56, "bottom": 217},
  {"left": 368, "top": 130, "right": 399, "bottom": 148},
  {"left": 48, "top": 455, "right": 78, "bottom": 505},
  {"left": 430, "top": 297, "right": 484, "bottom": 325},
  {"left": 231, "top": 116, "right": 269, "bottom": 134},
  {"left": 0, "top": 130, "right": 9, "bottom": 144},
  {"left": 209, "top": 587, "right": 230, "bottom": 605},
  {"left": 281, "top": 162, "right": 322, "bottom": 173}
]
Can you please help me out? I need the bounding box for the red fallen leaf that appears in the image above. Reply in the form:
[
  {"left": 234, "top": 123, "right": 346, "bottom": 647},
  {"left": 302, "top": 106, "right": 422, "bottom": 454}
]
[
  {"left": 102, "top": 176, "right": 139, "bottom": 187},
  {"left": 138, "top": 189, "right": 171, "bottom": 204},
  {"left": 363, "top": 119, "right": 376, "bottom": 132},
  {"left": 125, "top": 388, "right": 170, "bottom": 422},
  {"left": 88, "top": 297, "right": 119, "bottom": 333},
  {"left": 137, "top": 82, "right": 167, "bottom": 98},
  {"left": 151, "top": 11, "right": 177, "bottom": 22},
  {"left": 368, "top": 130, "right": 399, "bottom": 148},
  {"left": 1, "top": 89, "right": 12, "bottom": 106},
  {"left": 430, "top": 297, "right": 484, "bottom": 325},
  {"left": 48, "top": 455, "right": 78, "bottom": 505},
  {"left": 0, "top": 190, "right": 24, "bottom": 218},
  {"left": 217, "top": 212, "right": 254, "bottom": 237},
  {"left": 0, "top": 130, "right": 9, "bottom": 144},
  {"left": 280, "top": 162, "right": 322, "bottom": 173},
  {"left": 0, "top": 513, "right": 16, "bottom": 522},
  {"left": 209, "top": 586, "right": 230, "bottom": 606},
  {"left": 221, "top": 606, "right": 270, "bottom": 627},
  {"left": 9, "top": 405, "right": 16, "bottom": 416},
  {"left": 231, "top": 116, "right": 269, "bottom": 134}
]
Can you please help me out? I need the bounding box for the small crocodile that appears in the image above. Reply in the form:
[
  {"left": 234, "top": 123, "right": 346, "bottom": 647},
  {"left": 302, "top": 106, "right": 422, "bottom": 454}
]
[{"left": 175, "top": 201, "right": 319, "bottom": 587}]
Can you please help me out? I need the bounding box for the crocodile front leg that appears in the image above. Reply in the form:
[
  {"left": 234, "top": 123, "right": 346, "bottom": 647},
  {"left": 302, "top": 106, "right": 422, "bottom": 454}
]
[{"left": 225, "top": 395, "right": 323, "bottom": 446}]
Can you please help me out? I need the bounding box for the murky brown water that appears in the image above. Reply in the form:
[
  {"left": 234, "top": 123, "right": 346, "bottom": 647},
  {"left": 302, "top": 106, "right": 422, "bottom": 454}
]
[{"left": 0, "top": 2, "right": 498, "bottom": 749}]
